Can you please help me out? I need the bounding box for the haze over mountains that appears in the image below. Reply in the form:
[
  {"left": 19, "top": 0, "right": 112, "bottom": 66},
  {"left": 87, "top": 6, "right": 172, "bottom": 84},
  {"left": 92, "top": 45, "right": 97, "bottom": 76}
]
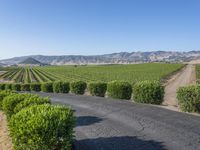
[{"left": 1, "top": 51, "right": 200, "bottom": 65}]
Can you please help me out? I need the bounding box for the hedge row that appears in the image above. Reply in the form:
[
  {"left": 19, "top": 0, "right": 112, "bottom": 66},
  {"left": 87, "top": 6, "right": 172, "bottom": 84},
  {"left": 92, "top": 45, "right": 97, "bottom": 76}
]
[
  {"left": 0, "top": 90, "right": 14, "bottom": 109},
  {"left": 0, "top": 80, "right": 164, "bottom": 105},
  {"left": 0, "top": 81, "right": 88, "bottom": 95},
  {"left": 133, "top": 80, "right": 164, "bottom": 105},
  {"left": 177, "top": 85, "right": 200, "bottom": 112},
  {"left": 0, "top": 92, "right": 75, "bottom": 149},
  {"left": 88, "top": 82, "right": 107, "bottom": 97},
  {"left": 107, "top": 81, "right": 132, "bottom": 99},
  {"left": 70, "top": 81, "right": 87, "bottom": 95}
]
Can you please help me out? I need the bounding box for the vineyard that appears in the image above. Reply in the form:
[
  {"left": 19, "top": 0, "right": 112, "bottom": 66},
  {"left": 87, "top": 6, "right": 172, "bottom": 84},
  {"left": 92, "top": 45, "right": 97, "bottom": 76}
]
[{"left": 0, "top": 63, "right": 184, "bottom": 83}]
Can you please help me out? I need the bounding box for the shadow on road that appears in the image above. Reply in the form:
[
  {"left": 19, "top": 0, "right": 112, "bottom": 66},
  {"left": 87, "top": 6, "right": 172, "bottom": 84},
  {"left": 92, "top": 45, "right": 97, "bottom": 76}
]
[
  {"left": 73, "top": 136, "right": 166, "bottom": 150},
  {"left": 76, "top": 116, "right": 103, "bottom": 127}
]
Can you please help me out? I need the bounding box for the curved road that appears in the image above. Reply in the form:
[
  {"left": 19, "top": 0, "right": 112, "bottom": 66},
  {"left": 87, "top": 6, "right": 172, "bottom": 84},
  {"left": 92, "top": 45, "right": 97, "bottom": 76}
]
[{"left": 37, "top": 92, "right": 200, "bottom": 150}]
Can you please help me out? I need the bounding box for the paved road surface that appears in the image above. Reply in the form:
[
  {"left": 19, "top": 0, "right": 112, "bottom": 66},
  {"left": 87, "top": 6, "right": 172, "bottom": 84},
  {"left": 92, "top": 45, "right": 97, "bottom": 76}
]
[
  {"left": 164, "top": 64, "right": 196, "bottom": 106},
  {"left": 37, "top": 92, "right": 200, "bottom": 150}
]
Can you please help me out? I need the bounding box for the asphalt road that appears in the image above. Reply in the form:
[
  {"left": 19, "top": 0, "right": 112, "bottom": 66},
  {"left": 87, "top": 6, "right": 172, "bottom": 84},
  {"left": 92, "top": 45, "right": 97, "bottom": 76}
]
[{"left": 37, "top": 92, "right": 200, "bottom": 150}]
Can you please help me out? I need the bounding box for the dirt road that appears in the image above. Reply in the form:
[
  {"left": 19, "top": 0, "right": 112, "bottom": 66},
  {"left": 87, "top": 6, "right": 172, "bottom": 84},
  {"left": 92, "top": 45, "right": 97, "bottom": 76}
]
[
  {"left": 0, "top": 111, "right": 12, "bottom": 150},
  {"left": 163, "top": 64, "right": 196, "bottom": 107}
]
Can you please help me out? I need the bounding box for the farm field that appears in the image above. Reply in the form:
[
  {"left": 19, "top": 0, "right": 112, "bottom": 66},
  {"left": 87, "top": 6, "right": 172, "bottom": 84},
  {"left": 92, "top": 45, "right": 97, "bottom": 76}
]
[{"left": 0, "top": 63, "right": 184, "bottom": 83}]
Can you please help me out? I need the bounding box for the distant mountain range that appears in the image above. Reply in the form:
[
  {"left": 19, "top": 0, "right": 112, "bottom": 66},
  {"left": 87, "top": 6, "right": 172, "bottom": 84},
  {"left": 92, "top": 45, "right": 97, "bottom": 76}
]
[{"left": 1, "top": 51, "right": 200, "bottom": 65}]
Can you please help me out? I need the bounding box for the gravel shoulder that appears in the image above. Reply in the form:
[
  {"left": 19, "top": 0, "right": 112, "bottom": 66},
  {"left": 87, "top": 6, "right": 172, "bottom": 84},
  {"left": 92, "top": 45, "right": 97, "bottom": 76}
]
[{"left": 37, "top": 92, "right": 200, "bottom": 150}]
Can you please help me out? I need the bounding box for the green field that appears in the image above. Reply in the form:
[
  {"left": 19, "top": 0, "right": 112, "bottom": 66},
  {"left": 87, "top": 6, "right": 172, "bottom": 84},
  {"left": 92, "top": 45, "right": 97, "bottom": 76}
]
[{"left": 0, "top": 63, "right": 184, "bottom": 84}]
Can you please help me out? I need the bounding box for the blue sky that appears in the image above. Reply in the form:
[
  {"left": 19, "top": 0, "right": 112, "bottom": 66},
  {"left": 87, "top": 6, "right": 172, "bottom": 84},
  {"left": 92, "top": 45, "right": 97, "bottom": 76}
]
[{"left": 0, "top": 0, "right": 200, "bottom": 59}]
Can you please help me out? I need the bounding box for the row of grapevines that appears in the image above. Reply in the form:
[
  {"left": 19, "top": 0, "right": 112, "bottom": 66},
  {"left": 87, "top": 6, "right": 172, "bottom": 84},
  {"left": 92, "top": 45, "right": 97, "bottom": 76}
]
[{"left": 0, "top": 63, "right": 184, "bottom": 84}]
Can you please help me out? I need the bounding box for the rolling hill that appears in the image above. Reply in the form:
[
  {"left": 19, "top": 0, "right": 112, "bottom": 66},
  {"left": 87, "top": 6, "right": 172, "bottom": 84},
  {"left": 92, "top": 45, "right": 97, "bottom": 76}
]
[
  {"left": 1, "top": 51, "right": 200, "bottom": 65},
  {"left": 18, "top": 57, "right": 46, "bottom": 66}
]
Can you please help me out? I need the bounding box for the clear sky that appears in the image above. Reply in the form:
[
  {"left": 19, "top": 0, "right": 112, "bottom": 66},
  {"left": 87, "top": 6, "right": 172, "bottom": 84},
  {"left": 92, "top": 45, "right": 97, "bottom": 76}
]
[{"left": 0, "top": 0, "right": 200, "bottom": 59}]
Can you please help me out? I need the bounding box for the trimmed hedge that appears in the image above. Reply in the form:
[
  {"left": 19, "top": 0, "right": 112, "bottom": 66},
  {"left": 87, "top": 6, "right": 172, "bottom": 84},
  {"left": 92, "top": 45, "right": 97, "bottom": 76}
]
[
  {"left": 41, "top": 82, "right": 53, "bottom": 93},
  {"left": 0, "top": 83, "right": 6, "bottom": 90},
  {"left": 70, "top": 81, "right": 87, "bottom": 95},
  {"left": 133, "top": 80, "right": 164, "bottom": 104},
  {"left": 12, "top": 84, "right": 21, "bottom": 91},
  {"left": 177, "top": 85, "right": 200, "bottom": 112},
  {"left": 2, "top": 93, "right": 35, "bottom": 118},
  {"left": 21, "top": 84, "right": 31, "bottom": 91},
  {"left": 5, "top": 83, "right": 12, "bottom": 90},
  {"left": 30, "top": 83, "right": 41, "bottom": 92},
  {"left": 53, "top": 81, "right": 70, "bottom": 93},
  {"left": 14, "top": 96, "right": 50, "bottom": 113},
  {"left": 88, "top": 82, "right": 107, "bottom": 97},
  {"left": 107, "top": 81, "right": 132, "bottom": 100},
  {"left": 0, "top": 90, "right": 13, "bottom": 109},
  {"left": 9, "top": 104, "right": 75, "bottom": 150}
]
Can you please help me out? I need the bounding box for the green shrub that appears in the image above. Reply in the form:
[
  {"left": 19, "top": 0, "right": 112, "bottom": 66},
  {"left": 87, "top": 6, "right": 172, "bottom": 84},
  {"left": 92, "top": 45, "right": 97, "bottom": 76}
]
[
  {"left": 133, "top": 80, "right": 164, "bottom": 104},
  {"left": 2, "top": 93, "right": 35, "bottom": 118},
  {"left": 5, "top": 83, "right": 12, "bottom": 90},
  {"left": 107, "top": 81, "right": 132, "bottom": 99},
  {"left": 0, "top": 90, "right": 13, "bottom": 109},
  {"left": 62, "top": 82, "right": 70, "bottom": 93},
  {"left": 88, "top": 82, "right": 107, "bottom": 97},
  {"left": 177, "top": 85, "right": 200, "bottom": 112},
  {"left": 30, "top": 83, "right": 41, "bottom": 92},
  {"left": 9, "top": 104, "right": 75, "bottom": 150},
  {"left": 0, "top": 83, "right": 6, "bottom": 90},
  {"left": 70, "top": 81, "right": 87, "bottom": 95},
  {"left": 41, "top": 82, "right": 53, "bottom": 93},
  {"left": 53, "top": 81, "right": 70, "bottom": 93},
  {"left": 14, "top": 96, "right": 50, "bottom": 113},
  {"left": 21, "top": 84, "right": 31, "bottom": 91},
  {"left": 12, "top": 84, "right": 21, "bottom": 91}
]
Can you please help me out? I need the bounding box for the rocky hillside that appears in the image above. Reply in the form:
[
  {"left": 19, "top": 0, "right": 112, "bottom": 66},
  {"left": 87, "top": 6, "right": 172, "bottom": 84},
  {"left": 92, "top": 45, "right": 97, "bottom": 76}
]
[{"left": 1, "top": 51, "right": 200, "bottom": 65}]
